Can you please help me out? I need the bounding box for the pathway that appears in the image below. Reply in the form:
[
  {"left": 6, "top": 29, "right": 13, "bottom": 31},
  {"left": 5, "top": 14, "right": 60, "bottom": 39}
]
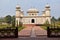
[
  {"left": 18, "top": 26, "right": 32, "bottom": 37},
  {"left": 34, "top": 26, "right": 47, "bottom": 36},
  {"left": 18, "top": 26, "right": 47, "bottom": 37},
  {"left": 30, "top": 27, "right": 36, "bottom": 37}
]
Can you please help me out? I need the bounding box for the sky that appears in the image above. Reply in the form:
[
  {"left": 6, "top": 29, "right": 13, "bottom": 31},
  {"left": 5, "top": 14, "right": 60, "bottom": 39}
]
[{"left": 0, "top": 0, "right": 60, "bottom": 18}]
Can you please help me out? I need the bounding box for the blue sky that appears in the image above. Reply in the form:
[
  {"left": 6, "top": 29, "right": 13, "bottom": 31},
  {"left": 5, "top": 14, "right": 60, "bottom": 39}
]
[{"left": 0, "top": 0, "right": 60, "bottom": 18}]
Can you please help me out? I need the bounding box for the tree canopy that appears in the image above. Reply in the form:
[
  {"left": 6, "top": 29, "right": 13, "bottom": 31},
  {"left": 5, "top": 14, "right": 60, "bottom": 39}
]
[
  {"left": 58, "top": 17, "right": 60, "bottom": 21},
  {"left": 5, "top": 15, "right": 11, "bottom": 24},
  {"left": 51, "top": 16, "right": 57, "bottom": 22},
  {"left": 11, "top": 16, "right": 15, "bottom": 27}
]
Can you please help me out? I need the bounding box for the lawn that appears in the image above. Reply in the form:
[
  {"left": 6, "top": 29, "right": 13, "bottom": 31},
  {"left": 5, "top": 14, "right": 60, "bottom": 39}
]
[
  {"left": 0, "top": 24, "right": 9, "bottom": 28},
  {"left": 40, "top": 22, "right": 60, "bottom": 30},
  {"left": 18, "top": 26, "right": 25, "bottom": 31},
  {"left": 40, "top": 21, "right": 60, "bottom": 30},
  {"left": 40, "top": 26, "right": 47, "bottom": 30},
  {"left": 0, "top": 24, "right": 24, "bottom": 31},
  {"left": 40, "top": 23, "right": 60, "bottom": 30}
]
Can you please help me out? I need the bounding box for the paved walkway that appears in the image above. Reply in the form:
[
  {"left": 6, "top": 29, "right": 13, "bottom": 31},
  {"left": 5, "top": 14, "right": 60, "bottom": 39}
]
[
  {"left": 18, "top": 26, "right": 47, "bottom": 37},
  {"left": 34, "top": 26, "right": 47, "bottom": 36},
  {"left": 30, "top": 27, "right": 36, "bottom": 37},
  {"left": 18, "top": 26, "right": 32, "bottom": 37}
]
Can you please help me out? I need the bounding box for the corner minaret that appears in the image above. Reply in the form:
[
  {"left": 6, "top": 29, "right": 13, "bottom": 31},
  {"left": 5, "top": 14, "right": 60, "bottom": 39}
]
[
  {"left": 16, "top": 4, "right": 20, "bottom": 17},
  {"left": 44, "top": 4, "right": 51, "bottom": 24},
  {"left": 20, "top": 10, "right": 24, "bottom": 17},
  {"left": 16, "top": 4, "right": 21, "bottom": 26},
  {"left": 45, "top": 3, "right": 50, "bottom": 16}
]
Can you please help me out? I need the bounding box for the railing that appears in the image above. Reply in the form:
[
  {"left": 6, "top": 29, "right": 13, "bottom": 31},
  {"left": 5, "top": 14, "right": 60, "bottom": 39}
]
[
  {"left": 47, "top": 27, "right": 60, "bottom": 37},
  {"left": 0, "top": 27, "right": 18, "bottom": 38}
]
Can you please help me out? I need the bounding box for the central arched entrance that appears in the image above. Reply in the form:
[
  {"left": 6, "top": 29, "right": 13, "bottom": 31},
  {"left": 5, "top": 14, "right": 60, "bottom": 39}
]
[{"left": 31, "top": 19, "right": 35, "bottom": 23}]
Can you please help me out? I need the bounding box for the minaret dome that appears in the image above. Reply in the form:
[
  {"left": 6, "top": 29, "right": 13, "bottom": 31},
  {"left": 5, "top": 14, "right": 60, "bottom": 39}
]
[
  {"left": 16, "top": 4, "right": 20, "bottom": 9},
  {"left": 45, "top": 3, "right": 50, "bottom": 8}
]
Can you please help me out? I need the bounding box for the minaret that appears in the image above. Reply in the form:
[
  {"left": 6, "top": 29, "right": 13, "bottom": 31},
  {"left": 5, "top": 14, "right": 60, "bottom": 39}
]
[
  {"left": 45, "top": 3, "right": 50, "bottom": 16},
  {"left": 15, "top": 4, "right": 20, "bottom": 26},
  {"left": 19, "top": 10, "right": 24, "bottom": 24},
  {"left": 20, "top": 10, "right": 24, "bottom": 17},
  {"left": 44, "top": 4, "right": 51, "bottom": 24},
  {"left": 15, "top": 4, "right": 24, "bottom": 26}
]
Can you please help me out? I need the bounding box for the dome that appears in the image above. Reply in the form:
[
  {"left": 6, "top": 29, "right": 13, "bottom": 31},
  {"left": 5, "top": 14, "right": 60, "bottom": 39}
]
[
  {"left": 27, "top": 8, "right": 39, "bottom": 13},
  {"left": 45, "top": 4, "right": 50, "bottom": 8},
  {"left": 16, "top": 4, "right": 20, "bottom": 9}
]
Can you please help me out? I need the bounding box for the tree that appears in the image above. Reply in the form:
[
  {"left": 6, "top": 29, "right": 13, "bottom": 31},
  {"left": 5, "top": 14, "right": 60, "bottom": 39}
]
[
  {"left": 51, "top": 16, "right": 58, "bottom": 27},
  {"left": 58, "top": 17, "right": 60, "bottom": 21},
  {"left": 19, "top": 21, "right": 23, "bottom": 27},
  {"left": 51, "top": 16, "right": 57, "bottom": 22},
  {"left": 44, "top": 20, "right": 49, "bottom": 27},
  {"left": 46, "top": 20, "right": 49, "bottom": 24},
  {"left": 0, "top": 18, "right": 3, "bottom": 25},
  {"left": 11, "top": 16, "right": 15, "bottom": 27},
  {"left": 5, "top": 15, "right": 11, "bottom": 25}
]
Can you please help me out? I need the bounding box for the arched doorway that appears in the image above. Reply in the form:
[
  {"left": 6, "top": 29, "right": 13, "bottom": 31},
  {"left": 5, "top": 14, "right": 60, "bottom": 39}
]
[{"left": 31, "top": 19, "right": 35, "bottom": 23}]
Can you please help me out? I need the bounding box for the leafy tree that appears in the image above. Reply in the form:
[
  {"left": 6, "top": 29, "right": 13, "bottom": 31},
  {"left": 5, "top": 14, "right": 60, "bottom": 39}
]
[
  {"left": 5, "top": 15, "right": 11, "bottom": 25},
  {"left": 19, "top": 21, "right": 23, "bottom": 27},
  {"left": 51, "top": 16, "right": 57, "bottom": 22},
  {"left": 46, "top": 20, "right": 49, "bottom": 24},
  {"left": 0, "top": 18, "right": 3, "bottom": 25},
  {"left": 44, "top": 19, "right": 49, "bottom": 24},
  {"left": 0, "top": 17, "right": 5, "bottom": 22},
  {"left": 58, "top": 17, "right": 60, "bottom": 21},
  {"left": 11, "top": 16, "right": 15, "bottom": 27},
  {"left": 44, "top": 20, "right": 49, "bottom": 27}
]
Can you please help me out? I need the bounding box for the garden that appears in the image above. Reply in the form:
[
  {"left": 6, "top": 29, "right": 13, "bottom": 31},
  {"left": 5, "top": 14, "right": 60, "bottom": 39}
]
[
  {"left": 40, "top": 16, "right": 60, "bottom": 30},
  {"left": 0, "top": 15, "right": 24, "bottom": 31}
]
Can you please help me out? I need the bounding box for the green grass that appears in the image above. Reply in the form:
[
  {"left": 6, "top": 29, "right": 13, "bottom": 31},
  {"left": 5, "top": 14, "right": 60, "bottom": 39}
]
[
  {"left": 0, "top": 24, "right": 25, "bottom": 31},
  {"left": 40, "top": 26, "right": 47, "bottom": 30},
  {"left": 0, "top": 25, "right": 9, "bottom": 29},
  {"left": 40, "top": 21, "right": 60, "bottom": 30},
  {"left": 18, "top": 26, "right": 25, "bottom": 31},
  {"left": 40, "top": 23, "right": 60, "bottom": 30}
]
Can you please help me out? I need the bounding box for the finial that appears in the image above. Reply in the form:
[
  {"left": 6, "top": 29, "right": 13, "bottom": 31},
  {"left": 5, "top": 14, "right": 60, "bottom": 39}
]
[
  {"left": 16, "top": 4, "right": 20, "bottom": 7},
  {"left": 45, "top": 3, "right": 50, "bottom": 8},
  {"left": 16, "top": 4, "right": 20, "bottom": 9}
]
